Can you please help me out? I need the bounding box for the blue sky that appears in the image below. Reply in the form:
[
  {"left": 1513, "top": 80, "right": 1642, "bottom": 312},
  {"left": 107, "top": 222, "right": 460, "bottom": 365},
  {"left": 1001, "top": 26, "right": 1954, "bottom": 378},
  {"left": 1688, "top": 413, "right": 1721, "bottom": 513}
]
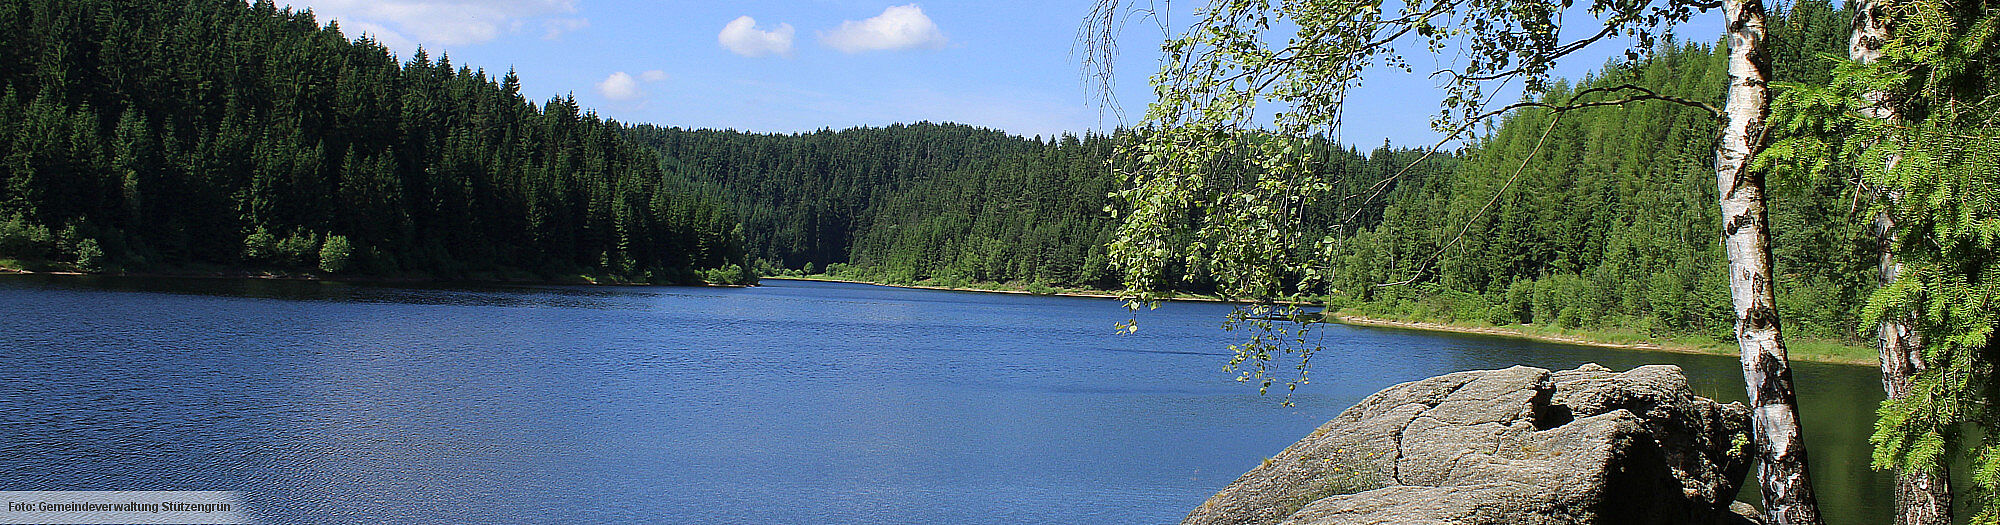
[{"left": 273, "top": 0, "right": 1721, "bottom": 147}]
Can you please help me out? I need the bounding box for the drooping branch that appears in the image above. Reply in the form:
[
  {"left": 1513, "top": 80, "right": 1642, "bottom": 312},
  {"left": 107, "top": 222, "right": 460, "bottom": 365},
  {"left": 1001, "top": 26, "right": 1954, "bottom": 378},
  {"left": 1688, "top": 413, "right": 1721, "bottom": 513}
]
[
  {"left": 1377, "top": 110, "right": 1565, "bottom": 288},
  {"left": 1374, "top": 83, "right": 1717, "bottom": 287}
]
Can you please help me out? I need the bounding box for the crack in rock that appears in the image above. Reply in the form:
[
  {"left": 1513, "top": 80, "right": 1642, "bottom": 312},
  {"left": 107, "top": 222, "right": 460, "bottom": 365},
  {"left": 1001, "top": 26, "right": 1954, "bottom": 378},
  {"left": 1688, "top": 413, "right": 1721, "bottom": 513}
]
[{"left": 1178, "top": 364, "right": 1760, "bottom": 525}]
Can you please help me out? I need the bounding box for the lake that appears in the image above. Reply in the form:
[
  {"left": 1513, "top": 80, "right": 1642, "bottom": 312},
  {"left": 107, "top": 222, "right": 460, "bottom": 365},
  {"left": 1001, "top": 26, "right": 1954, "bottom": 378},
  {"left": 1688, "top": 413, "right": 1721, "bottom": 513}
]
[{"left": 0, "top": 276, "right": 1889, "bottom": 524}]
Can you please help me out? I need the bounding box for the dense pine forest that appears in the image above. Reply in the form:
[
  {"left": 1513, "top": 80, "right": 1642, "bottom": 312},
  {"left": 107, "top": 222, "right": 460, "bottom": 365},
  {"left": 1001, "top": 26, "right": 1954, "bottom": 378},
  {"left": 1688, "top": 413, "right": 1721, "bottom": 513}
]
[
  {"left": 623, "top": 122, "right": 1047, "bottom": 274},
  {"left": 0, "top": 0, "right": 751, "bottom": 283},
  {"left": 628, "top": 124, "right": 1447, "bottom": 291},
  {"left": 1329, "top": 0, "right": 1870, "bottom": 343}
]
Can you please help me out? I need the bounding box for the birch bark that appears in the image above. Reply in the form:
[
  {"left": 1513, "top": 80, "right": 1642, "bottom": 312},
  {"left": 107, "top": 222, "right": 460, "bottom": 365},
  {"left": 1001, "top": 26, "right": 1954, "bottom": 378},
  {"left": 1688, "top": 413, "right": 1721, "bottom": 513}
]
[
  {"left": 1718, "top": 0, "right": 1825, "bottom": 522},
  {"left": 1849, "top": 2, "right": 1952, "bottom": 522}
]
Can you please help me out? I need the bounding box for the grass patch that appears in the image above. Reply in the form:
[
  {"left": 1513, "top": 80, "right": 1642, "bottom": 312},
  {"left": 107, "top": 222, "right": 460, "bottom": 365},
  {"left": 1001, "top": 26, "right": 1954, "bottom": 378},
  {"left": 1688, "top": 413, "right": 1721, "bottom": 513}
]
[
  {"left": 0, "top": 256, "right": 73, "bottom": 273},
  {"left": 1785, "top": 338, "right": 1876, "bottom": 365},
  {"left": 1276, "top": 450, "right": 1390, "bottom": 516},
  {"left": 1333, "top": 307, "right": 1876, "bottom": 366}
]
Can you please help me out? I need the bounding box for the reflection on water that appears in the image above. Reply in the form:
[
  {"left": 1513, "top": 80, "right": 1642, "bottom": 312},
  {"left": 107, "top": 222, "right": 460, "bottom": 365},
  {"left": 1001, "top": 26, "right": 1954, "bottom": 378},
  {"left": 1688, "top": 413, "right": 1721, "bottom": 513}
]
[{"left": 0, "top": 275, "right": 1889, "bottom": 524}]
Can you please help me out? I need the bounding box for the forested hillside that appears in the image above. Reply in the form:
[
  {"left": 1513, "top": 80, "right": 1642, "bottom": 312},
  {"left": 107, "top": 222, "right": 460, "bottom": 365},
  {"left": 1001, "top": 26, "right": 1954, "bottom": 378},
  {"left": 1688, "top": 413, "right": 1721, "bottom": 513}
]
[
  {"left": 1330, "top": 0, "right": 1867, "bottom": 342},
  {"left": 848, "top": 135, "right": 1453, "bottom": 289},
  {"left": 837, "top": 132, "right": 1122, "bottom": 288},
  {"left": 0, "top": 0, "right": 750, "bottom": 283},
  {"left": 630, "top": 124, "right": 1446, "bottom": 289},
  {"left": 623, "top": 123, "right": 1046, "bottom": 271}
]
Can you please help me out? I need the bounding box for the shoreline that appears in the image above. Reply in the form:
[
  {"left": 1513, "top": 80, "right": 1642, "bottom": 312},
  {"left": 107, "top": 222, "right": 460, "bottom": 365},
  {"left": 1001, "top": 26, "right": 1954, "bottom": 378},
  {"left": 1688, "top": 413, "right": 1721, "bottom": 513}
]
[
  {"left": 766, "top": 275, "right": 1127, "bottom": 299},
  {"left": 1327, "top": 315, "right": 1869, "bottom": 367},
  {"left": 8, "top": 268, "right": 1873, "bottom": 366},
  {"left": 763, "top": 275, "right": 1295, "bottom": 304},
  {"left": 769, "top": 276, "right": 1876, "bottom": 367},
  {"left": 0, "top": 266, "right": 749, "bottom": 288},
  {"left": 1329, "top": 314, "right": 1674, "bottom": 351}
]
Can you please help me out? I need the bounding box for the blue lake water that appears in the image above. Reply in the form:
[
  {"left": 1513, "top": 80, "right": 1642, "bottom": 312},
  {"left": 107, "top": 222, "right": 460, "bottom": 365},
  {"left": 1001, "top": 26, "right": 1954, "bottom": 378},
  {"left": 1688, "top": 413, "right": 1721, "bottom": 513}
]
[{"left": 0, "top": 276, "right": 1888, "bottom": 524}]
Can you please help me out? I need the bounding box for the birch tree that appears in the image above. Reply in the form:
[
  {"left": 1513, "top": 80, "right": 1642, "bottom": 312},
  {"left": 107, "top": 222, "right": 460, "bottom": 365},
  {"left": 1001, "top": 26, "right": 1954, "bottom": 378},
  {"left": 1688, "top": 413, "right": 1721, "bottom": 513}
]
[
  {"left": 1849, "top": 0, "right": 1951, "bottom": 520},
  {"left": 1762, "top": 0, "right": 2000, "bottom": 519},
  {"left": 1085, "top": 0, "right": 1826, "bottom": 521},
  {"left": 1712, "top": 0, "right": 1824, "bottom": 520}
]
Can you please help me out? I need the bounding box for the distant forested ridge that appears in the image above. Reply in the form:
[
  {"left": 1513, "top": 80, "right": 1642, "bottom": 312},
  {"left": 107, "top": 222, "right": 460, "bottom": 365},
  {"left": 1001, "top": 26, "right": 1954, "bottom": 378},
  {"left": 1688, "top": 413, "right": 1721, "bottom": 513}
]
[
  {"left": 0, "top": 0, "right": 750, "bottom": 283},
  {"left": 624, "top": 123, "right": 1044, "bottom": 274},
  {"left": 626, "top": 124, "right": 1445, "bottom": 290}
]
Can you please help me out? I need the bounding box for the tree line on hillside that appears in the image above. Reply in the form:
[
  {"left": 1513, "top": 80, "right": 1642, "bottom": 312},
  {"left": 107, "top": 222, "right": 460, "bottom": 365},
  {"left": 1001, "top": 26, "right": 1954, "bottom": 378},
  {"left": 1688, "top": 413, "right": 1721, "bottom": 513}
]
[
  {"left": 623, "top": 122, "right": 1046, "bottom": 273},
  {"left": 846, "top": 134, "right": 1451, "bottom": 289},
  {"left": 629, "top": 123, "right": 1449, "bottom": 291},
  {"left": 0, "top": 0, "right": 751, "bottom": 283},
  {"left": 1331, "top": 1, "right": 1871, "bottom": 343}
]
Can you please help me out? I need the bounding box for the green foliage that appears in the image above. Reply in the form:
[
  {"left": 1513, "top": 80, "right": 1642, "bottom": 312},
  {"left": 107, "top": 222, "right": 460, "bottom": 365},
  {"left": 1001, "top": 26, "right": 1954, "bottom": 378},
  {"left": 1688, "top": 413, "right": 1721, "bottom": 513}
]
[
  {"left": 1093, "top": 0, "right": 1863, "bottom": 401},
  {"left": 1338, "top": 21, "right": 1863, "bottom": 342},
  {"left": 318, "top": 235, "right": 351, "bottom": 273},
  {"left": 1864, "top": 123, "right": 2000, "bottom": 524},
  {"left": 72, "top": 237, "right": 102, "bottom": 271},
  {"left": 1503, "top": 279, "right": 1534, "bottom": 324},
  {"left": 0, "top": 214, "right": 52, "bottom": 258},
  {"left": 273, "top": 231, "right": 319, "bottom": 269},
  {"left": 1530, "top": 274, "right": 1591, "bottom": 328},
  {"left": 839, "top": 134, "right": 1123, "bottom": 289},
  {"left": 1759, "top": 0, "right": 2000, "bottom": 517},
  {"left": 0, "top": 0, "right": 748, "bottom": 282},
  {"left": 629, "top": 125, "right": 1386, "bottom": 292},
  {"left": 242, "top": 228, "right": 277, "bottom": 263},
  {"left": 1090, "top": 0, "right": 1763, "bottom": 315},
  {"left": 700, "top": 264, "right": 756, "bottom": 286},
  {"left": 625, "top": 123, "right": 1041, "bottom": 272},
  {"left": 1277, "top": 451, "right": 1389, "bottom": 516}
]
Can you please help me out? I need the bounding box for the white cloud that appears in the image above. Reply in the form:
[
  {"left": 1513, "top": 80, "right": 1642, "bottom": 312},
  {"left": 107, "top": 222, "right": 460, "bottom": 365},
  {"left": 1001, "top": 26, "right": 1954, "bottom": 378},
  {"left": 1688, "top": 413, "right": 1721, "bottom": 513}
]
[
  {"left": 336, "top": 19, "right": 420, "bottom": 53},
  {"left": 540, "top": 18, "right": 589, "bottom": 40},
  {"left": 279, "top": 0, "right": 582, "bottom": 53},
  {"left": 820, "top": 4, "right": 946, "bottom": 54},
  {"left": 597, "top": 72, "right": 643, "bottom": 101},
  {"left": 597, "top": 70, "right": 669, "bottom": 102},
  {"left": 718, "top": 16, "right": 795, "bottom": 58}
]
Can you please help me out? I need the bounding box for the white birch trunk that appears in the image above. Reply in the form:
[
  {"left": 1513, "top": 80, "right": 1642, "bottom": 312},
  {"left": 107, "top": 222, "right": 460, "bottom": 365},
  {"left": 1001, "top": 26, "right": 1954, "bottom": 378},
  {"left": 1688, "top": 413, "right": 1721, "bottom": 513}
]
[
  {"left": 1718, "top": 0, "right": 1825, "bottom": 523},
  {"left": 1850, "top": 3, "right": 1952, "bottom": 522}
]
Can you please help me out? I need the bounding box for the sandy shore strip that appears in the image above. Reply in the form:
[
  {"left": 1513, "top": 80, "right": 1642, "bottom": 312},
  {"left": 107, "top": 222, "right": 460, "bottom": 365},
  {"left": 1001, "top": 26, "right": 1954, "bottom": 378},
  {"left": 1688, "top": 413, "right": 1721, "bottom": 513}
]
[{"left": 771, "top": 276, "right": 1873, "bottom": 366}]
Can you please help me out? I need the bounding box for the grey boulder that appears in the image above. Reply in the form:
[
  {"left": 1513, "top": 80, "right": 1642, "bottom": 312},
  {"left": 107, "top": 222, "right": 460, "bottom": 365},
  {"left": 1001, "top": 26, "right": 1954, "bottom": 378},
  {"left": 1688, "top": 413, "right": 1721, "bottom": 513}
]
[{"left": 1182, "top": 364, "right": 1759, "bottom": 525}]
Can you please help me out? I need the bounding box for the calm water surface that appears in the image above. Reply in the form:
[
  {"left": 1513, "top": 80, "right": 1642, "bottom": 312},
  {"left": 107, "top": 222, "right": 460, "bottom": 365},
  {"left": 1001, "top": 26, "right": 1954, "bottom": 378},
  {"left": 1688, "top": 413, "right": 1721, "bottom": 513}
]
[{"left": 0, "top": 276, "right": 1889, "bottom": 524}]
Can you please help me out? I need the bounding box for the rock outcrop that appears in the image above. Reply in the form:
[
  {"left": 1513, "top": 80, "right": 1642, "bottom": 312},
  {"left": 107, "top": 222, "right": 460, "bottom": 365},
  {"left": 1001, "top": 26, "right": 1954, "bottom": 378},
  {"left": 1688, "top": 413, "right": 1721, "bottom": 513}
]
[{"left": 1183, "top": 364, "right": 1762, "bottom": 525}]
